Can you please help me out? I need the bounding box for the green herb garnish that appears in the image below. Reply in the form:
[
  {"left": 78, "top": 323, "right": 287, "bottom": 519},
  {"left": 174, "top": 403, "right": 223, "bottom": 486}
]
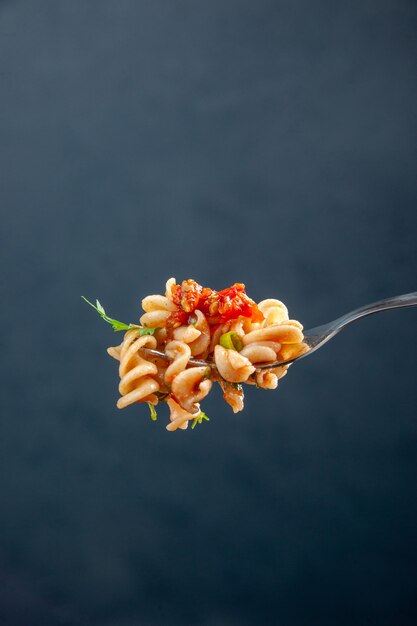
[
  {"left": 191, "top": 411, "right": 210, "bottom": 429},
  {"left": 219, "top": 331, "right": 243, "bottom": 352},
  {"left": 147, "top": 402, "right": 158, "bottom": 421},
  {"left": 82, "top": 297, "right": 159, "bottom": 334}
]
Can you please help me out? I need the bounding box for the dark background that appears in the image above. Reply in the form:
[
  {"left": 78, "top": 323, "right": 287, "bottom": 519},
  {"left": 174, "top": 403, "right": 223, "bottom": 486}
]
[{"left": 1, "top": 1, "right": 417, "bottom": 625}]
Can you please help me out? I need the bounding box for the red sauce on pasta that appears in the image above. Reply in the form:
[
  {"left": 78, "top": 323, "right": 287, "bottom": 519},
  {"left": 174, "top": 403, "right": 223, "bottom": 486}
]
[{"left": 168, "top": 279, "right": 264, "bottom": 327}]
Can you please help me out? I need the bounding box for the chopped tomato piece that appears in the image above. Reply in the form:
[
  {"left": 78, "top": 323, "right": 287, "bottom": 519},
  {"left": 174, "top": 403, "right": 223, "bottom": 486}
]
[
  {"left": 166, "top": 309, "right": 189, "bottom": 328},
  {"left": 216, "top": 283, "right": 264, "bottom": 323},
  {"left": 168, "top": 279, "right": 264, "bottom": 326},
  {"left": 171, "top": 279, "right": 203, "bottom": 312}
]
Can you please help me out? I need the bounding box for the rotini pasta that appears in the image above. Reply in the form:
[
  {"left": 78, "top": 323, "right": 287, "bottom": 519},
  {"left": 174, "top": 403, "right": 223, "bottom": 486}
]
[
  {"left": 107, "top": 331, "right": 160, "bottom": 409},
  {"left": 89, "top": 279, "right": 307, "bottom": 431}
]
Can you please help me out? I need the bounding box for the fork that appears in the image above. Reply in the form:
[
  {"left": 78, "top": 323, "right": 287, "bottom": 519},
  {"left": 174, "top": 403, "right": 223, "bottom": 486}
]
[{"left": 142, "top": 292, "right": 417, "bottom": 370}]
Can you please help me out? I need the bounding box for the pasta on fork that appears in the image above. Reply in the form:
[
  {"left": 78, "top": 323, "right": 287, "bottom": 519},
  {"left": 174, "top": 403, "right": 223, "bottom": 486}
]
[{"left": 83, "top": 279, "right": 307, "bottom": 431}]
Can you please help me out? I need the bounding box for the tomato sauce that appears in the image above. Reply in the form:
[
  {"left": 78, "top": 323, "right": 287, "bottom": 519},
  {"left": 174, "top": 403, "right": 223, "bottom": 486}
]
[{"left": 168, "top": 279, "right": 264, "bottom": 328}]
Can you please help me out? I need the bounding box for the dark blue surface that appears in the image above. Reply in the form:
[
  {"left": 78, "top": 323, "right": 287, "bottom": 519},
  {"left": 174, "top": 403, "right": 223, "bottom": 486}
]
[{"left": 1, "top": 1, "right": 417, "bottom": 624}]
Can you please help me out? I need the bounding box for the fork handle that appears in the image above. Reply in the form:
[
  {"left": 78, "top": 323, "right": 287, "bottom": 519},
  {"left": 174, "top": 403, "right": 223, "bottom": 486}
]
[{"left": 335, "top": 291, "right": 417, "bottom": 330}]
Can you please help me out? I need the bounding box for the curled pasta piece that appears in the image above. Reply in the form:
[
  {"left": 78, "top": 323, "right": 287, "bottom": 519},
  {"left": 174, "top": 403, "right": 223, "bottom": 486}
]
[
  {"left": 214, "top": 345, "right": 255, "bottom": 383},
  {"left": 242, "top": 324, "right": 303, "bottom": 345},
  {"left": 139, "top": 309, "right": 170, "bottom": 328},
  {"left": 285, "top": 319, "right": 304, "bottom": 330},
  {"left": 166, "top": 398, "right": 198, "bottom": 431},
  {"left": 140, "top": 293, "right": 176, "bottom": 328},
  {"left": 255, "top": 370, "right": 278, "bottom": 389},
  {"left": 142, "top": 294, "right": 176, "bottom": 313},
  {"left": 107, "top": 331, "right": 160, "bottom": 409},
  {"left": 218, "top": 380, "right": 245, "bottom": 413},
  {"left": 107, "top": 344, "right": 122, "bottom": 361},
  {"left": 240, "top": 343, "right": 278, "bottom": 364},
  {"left": 173, "top": 324, "right": 201, "bottom": 344},
  {"left": 278, "top": 341, "right": 309, "bottom": 362},
  {"left": 187, "top": 310, "right": 210, "bottom": 357},
  {"left": 164, "top": 340, "right": 191, "bottom": 385},
  {"left": 171, "top": 367, "right": 212, "bottom": 414},
  {"left": 165, "top": 277, "right": 176, "bottom": 299},
  {"left": 271, "top": 365, "right": 290, "bottom": 380},
  {"left": 258, "top": 299, "right": 289, "bottom": 325}
]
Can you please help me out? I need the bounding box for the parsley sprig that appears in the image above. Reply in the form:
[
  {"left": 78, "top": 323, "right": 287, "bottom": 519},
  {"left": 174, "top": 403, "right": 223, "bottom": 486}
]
[
  {"left": 82, "top": 297, "right": 158, "bottom": 335},
  {"left": 191, "top": 411, "right": 210, "bottom": 429}
]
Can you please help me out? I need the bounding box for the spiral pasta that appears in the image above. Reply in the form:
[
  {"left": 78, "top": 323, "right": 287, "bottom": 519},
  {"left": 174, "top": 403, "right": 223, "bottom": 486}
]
[
  {"left": 166, "top": 398, "right": 199, "bottom": 431},
  {"left": 107, "top": 331, "right": 160, "bottom": 409},
  {"left": 214, "top": 345, "right": 255, "bottom": 383},
  {"left": 96, "top": 278, "right": 307, "bottom": 431},
  {"left": 171, "top": 367, "right": 213, "bottom": 414},
  {"left": 164, "top": 340, "right": 191, "bottom": 385},
  {"left": 140, "top": 295, "right": 176, "bottom": 328}
]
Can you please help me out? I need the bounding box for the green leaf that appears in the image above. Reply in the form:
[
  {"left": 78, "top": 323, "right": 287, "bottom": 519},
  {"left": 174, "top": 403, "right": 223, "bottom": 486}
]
[
  {"left": 139, "top": 327, "right": 159, "bottom": 336},
  {"left": 82, "top": 296, "right": 159, "bottom": 334},
  {"left": 147, "top": 402, "right": 158, "bottom": 421},
  {"left": 191, "top": 411, "right": 210, "bottom": 429},
  {"left": 96, "top": 300, "right": 106, "bottom": 315}
]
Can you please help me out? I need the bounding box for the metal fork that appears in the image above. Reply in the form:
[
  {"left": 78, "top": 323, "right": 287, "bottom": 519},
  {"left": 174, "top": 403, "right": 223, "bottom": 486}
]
[{"left": 142, "top": 292, "right": 417, "bottom": 370}]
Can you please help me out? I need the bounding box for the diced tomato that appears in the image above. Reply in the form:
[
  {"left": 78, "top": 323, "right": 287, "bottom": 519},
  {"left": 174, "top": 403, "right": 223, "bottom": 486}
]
[
  {"left": 168, "top": 279, "right": 264, "bottom": 327},
  {"left": 168, "top": 279, "right": 203, "bottom": 327},
  {"left": 171, "top": 279, "right": 202, "bottom": 313},
  {"left": 166, "top": 309, "right": 189, "bottom": 328},
  {"left": 216, "top": 283, "right": 264, "bottom": 323}
]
